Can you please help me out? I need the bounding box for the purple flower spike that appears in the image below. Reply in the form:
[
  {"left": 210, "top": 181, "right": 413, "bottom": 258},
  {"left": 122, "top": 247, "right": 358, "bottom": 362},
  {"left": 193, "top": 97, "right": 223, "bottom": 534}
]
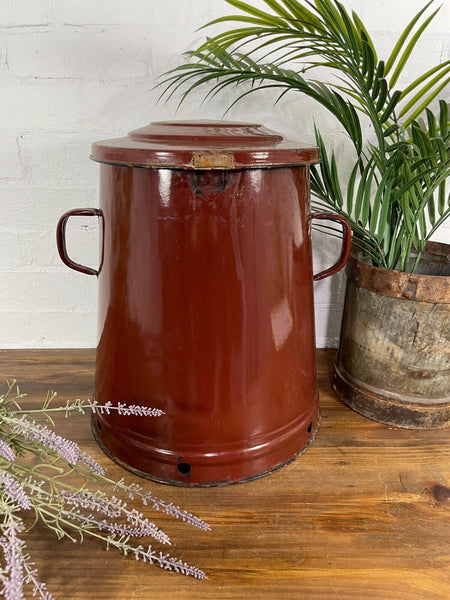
[
  {"left": 13, "top": 419, "right": 80, "bottom": 466},
  {"left": 0, "top": 521, "right": 26, "bottom": 600},
  {"left": 0, "top": 471, "right": 31, "bottom": 511},
  {"left": 91, "top": 402, "right": 165, "bottom": 417},
  {"left": 12, "top": 420, "right": 104, "bottom": 475},
  {"left": 0, "top": 441, "right": 16, "bottom": 463},
  {"left": 79, "top": 452, "right": 105, "bottom": 476}
]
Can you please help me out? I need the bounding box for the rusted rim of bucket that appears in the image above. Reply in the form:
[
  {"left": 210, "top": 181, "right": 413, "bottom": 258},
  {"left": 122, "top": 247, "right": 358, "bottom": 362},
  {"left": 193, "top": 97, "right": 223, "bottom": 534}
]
[
  {"left": 333, "top": 366, "right": 450, "bottom": 430},
  {"left": 346, "top": 241, "right": 450, "bottom": 303}
]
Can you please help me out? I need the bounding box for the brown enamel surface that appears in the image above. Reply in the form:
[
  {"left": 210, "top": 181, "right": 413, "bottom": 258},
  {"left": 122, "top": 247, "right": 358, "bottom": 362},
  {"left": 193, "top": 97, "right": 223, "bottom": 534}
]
[
  {"left": 57, "top": 121, "right": 352, "bottom": 484},
  {"left": 93, "top": 164, "right": 319, "bottom": 484},
  {"left": 91, "top": 120, "right": 320, "bottom": 169}
]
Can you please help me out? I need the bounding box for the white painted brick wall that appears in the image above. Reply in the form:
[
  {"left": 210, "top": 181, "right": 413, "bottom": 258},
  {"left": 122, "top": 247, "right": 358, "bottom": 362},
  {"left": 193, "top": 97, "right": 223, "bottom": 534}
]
[
  {"left": 0, "top": 1, "right": 50, "bottom": 27},
  {"left": 1, "top": 0, "right": 449, "bottom": 348}
]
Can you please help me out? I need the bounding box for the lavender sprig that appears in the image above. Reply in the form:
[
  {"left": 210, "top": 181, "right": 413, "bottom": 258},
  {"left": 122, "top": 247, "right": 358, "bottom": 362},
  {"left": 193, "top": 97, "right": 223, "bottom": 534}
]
[
  {"left": 7, "top": 417, "right": 105, "bottom": 477},
  {"left": 0, "top": 519, "right": 25, "bottom": 600},
  {"left": 0, "top": 472, "right": 30, "bottom": 512},
  {"left": 59, "top": 489, "right": 171, "bottom": 545},
  {"left": 0, "top": 512, "right": 54, "bottom": 600},
  {"left": 91, "top": 402, "right": 166, "bottom": 418},
  {"left": 0, "top": 444, "right": 15, "bottom": 465},
  {"left": 115, "top": 481, "right": 211, "bottom": 531},
  {"left": 9, "top": 397, "right": 166, "bottom": 420},
  {"left": 105, "top": 537, "right": 207, "bottom": 579},
  {"left": 0, "top": 382, "right": 210, "bottom": 599},
  {"left": 12, "top": 419, "right": 80, "bottom": 465},
  {"left": 22, "top": 566, "right": 53, "bottom": 600}
]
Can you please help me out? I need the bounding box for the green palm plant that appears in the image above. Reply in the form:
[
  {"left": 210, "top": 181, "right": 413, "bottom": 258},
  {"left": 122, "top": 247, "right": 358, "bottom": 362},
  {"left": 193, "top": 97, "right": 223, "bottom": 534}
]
[{"left": 160, "top": 0, "right": 450, "bottom": 272}]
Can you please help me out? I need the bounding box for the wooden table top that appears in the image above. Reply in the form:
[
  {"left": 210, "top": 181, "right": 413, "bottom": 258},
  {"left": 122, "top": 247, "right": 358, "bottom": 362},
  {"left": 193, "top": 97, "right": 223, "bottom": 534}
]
[{"left": 0, "top": 349, "right": 448, "bottom": 600}]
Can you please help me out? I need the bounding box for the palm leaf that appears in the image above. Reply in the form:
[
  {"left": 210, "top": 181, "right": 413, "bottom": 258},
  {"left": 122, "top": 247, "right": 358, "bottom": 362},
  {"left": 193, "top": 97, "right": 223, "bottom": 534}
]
[
  {"left": 380, "top": 90, "right": 402, "bottom": 124},
  {"left": 376, "top": 179, "right": 394, "bottom": 243},
  {"left": 281, "top": 0, "right": 324, "bottom": 30},
  {"left": 369, "top": 169, "right": 393, "bottom": 237},
  {"left": 222, "top": 0, "right": 288, "bottom": 26},
  {"left": 439, "top": 99, "right": 449, "bottom": 137},
  {"left": 159, "top": 0, "right": 450, "bottom": 272},
  {"left": 400, "top": 61, "right": 450, "bottom": 103},
  {"left": 334, "top": 0, "right": 361, "bottom": 60},
  {"left": 352, "top": 11, "right": 378, "bottom": 64},
  {"left": 360, "top": 35, "right": 376, "bottom": 80},
  {"left": 345, "top": 161, "right": 359, "bottom": 215},
  {"left": 385, "top": 0, "right": 435, "bottom": 75},
  {"left": 389, "top": 10, "right": 441, "bottom": 88},
  {"left": 399, "top": 69, "right": 450, "bottom": 125},
  {"left": 261, "top": 0, "right": 296, "bottom": 19}
]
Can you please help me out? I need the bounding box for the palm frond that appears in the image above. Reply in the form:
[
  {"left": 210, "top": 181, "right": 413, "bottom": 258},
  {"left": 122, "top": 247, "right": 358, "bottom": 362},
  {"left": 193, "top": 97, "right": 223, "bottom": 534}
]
[{"left": 159, "top": 0, "right": 450, "bottom": 272}]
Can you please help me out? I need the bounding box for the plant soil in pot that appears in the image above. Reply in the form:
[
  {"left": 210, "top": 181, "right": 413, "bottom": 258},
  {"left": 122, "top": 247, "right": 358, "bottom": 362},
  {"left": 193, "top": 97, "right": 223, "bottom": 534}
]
[{"left": 333, "top": 241, "right": 450, "bottom": 429}]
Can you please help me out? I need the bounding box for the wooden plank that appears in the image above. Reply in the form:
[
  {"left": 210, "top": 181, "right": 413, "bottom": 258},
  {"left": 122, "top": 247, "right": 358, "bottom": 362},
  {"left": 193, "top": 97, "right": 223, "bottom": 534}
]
[{"left": 0, "top": 349, "right": 448, "bottom": 599}]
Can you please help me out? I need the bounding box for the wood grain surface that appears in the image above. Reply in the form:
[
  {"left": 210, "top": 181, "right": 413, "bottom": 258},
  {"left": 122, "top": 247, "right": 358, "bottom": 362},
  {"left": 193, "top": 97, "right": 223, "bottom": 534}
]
[{"left": 0, "top": 349, "right": 449, "bottom": 600}]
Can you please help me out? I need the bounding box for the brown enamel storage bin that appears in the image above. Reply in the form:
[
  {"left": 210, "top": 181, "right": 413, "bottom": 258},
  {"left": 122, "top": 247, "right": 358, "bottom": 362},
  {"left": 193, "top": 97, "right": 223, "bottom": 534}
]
[{"left": 57, "top": 121, "right": 350, "bottom": 486}]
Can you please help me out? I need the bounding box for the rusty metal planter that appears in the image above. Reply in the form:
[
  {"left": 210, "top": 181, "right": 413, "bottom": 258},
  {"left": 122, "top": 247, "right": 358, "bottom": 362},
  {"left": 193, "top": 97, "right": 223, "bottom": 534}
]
[{"left": 333, "top": 241, "right": 450, "bottom": 429}]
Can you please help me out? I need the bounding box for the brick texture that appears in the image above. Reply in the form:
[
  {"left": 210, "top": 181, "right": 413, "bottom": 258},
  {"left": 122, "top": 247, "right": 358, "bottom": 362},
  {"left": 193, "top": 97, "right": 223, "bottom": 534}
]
[{"left": 1, "top": 0, "right": 449, "bottom": 348}]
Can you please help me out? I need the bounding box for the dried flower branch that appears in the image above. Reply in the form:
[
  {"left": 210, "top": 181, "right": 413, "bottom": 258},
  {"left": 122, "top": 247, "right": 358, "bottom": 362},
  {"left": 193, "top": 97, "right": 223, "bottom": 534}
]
[{"left": 0, "top": 381, "right": 209, "bottom": 599}]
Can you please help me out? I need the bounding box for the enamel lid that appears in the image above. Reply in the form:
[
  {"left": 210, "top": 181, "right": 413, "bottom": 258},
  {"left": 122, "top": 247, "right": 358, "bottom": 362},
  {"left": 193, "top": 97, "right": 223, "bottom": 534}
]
[{"left": 90, "top": 120, "right": 319, "bottom": 170}]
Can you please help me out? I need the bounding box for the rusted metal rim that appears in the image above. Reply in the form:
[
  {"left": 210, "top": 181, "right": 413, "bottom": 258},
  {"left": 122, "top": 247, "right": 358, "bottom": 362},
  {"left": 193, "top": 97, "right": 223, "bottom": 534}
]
[
  {"left": 346, "top": 241, "right": 450, "bottom": 303},
  {"left": 333, "top": 365, "right": 450, "bottom": 429}
]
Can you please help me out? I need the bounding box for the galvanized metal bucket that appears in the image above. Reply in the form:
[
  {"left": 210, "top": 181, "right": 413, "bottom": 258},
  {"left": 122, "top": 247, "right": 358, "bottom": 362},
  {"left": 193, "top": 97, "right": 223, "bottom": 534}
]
[{"left": 333, "top": 241, "right": 450, "bottom": 429}]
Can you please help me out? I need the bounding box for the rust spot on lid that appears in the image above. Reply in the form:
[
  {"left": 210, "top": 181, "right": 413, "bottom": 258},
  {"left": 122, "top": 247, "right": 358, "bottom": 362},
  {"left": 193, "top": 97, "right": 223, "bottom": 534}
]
[{"left": 192, "top": 151, "right": 235, "bottom": 170}]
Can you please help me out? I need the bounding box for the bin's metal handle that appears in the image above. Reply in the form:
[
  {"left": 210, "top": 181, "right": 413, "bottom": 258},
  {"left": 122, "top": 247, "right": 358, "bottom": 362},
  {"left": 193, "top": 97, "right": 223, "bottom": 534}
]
[
  {"left": 56, "top": 208, "right": 102, "bottom": 276},
  {"left": 312, "top": 212, "right": 352, "bottom": 281}
]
